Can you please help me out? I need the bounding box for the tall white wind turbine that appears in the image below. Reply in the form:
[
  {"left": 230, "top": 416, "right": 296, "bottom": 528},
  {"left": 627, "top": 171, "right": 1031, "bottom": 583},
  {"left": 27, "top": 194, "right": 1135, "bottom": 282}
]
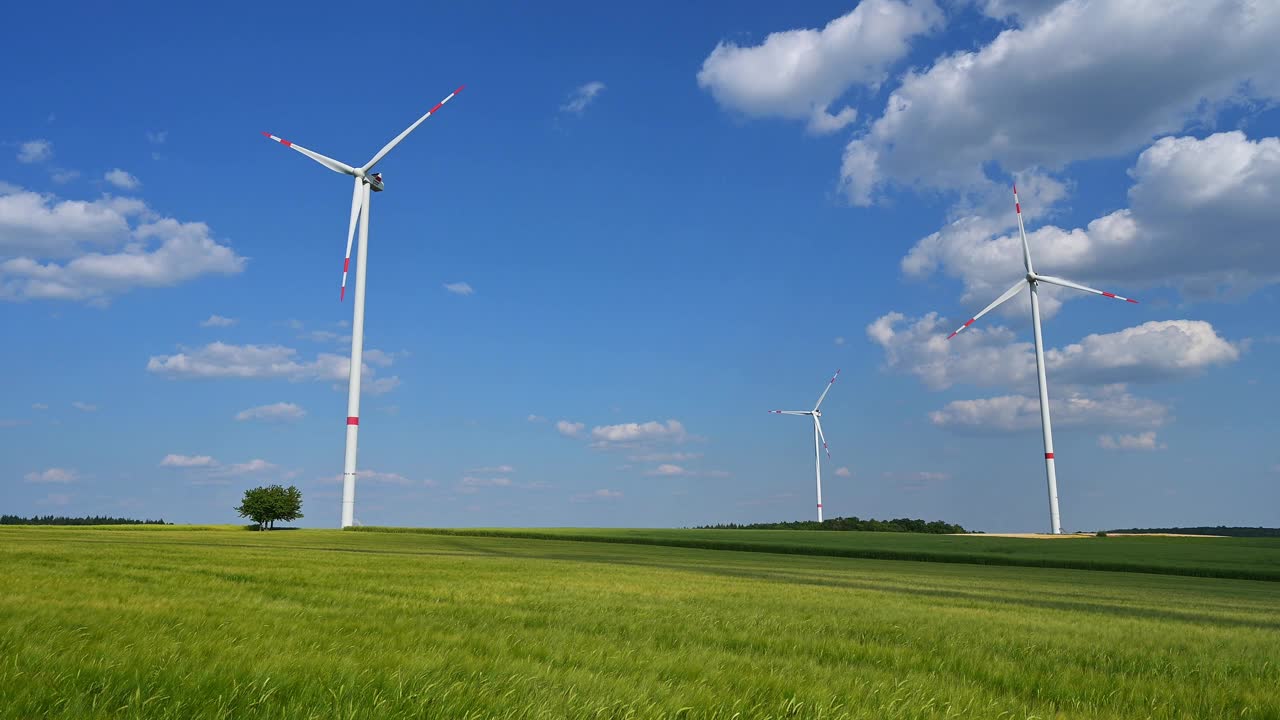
[
  {"left": 946, "top": 185, "right": 1138, "bottom": 535},
  {"left": 263, "top": 85, "right": 464, "bottom": 528},
  {"left": 770, "top": 369, "right": 841, "bottom": 522}
]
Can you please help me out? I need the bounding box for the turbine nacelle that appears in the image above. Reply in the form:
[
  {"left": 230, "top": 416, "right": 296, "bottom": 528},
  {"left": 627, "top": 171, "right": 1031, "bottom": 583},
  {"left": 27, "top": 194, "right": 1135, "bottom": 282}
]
[{"left": 365, "top": 172, "right": 384, "bottom": 192}]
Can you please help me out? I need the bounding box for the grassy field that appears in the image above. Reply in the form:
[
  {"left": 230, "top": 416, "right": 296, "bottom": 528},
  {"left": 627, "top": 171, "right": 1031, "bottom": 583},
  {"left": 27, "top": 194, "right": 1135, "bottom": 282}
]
[
  {"left": 354, "top": 526, "right": 1280, "bottom": 581},
  {"left": 2, "top": 527, "right": 1278, "bottom": 719}
]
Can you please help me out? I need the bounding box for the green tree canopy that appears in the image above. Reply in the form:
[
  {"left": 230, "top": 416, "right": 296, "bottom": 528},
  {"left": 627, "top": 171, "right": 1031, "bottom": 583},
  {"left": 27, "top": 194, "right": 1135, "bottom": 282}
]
[{"left": 235, "top": 484, "right": 304, "bottom": 530}]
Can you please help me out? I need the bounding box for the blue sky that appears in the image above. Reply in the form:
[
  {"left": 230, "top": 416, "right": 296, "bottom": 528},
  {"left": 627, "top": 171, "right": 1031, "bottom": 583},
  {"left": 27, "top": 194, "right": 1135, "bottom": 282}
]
[{"left": 4, "top": 0, "right": 1278, "bottom": 532}]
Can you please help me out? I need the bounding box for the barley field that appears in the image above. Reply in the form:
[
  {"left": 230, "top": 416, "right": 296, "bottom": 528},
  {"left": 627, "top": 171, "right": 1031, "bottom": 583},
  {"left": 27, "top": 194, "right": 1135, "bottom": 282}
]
[{"left": 2, "top": 526, "right": 1277, "bottom": 719}]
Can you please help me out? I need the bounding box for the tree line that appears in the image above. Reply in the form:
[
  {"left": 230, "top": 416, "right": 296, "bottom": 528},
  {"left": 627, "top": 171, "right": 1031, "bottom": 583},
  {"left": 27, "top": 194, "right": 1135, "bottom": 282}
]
[
  {"left": 696, "top": 516, "right": 968, "bottom": 534},
  {"left": 1107, "top": 526, "right": 1280, "bottom": 538},
  {"left": 1, "top": 515, "right": 169, "bottom": 526}
]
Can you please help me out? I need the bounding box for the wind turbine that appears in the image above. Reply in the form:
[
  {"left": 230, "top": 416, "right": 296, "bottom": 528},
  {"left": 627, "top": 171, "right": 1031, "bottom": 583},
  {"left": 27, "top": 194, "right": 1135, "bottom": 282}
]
[
  {"left": 262, "top": 85, "right": 464, "bottom": 528},
  {"left": 945, "top": 184, "right": 1138, "bottom": 535},
  {"left": 770, "top": 369, "right": 841, "bottom": 522}
]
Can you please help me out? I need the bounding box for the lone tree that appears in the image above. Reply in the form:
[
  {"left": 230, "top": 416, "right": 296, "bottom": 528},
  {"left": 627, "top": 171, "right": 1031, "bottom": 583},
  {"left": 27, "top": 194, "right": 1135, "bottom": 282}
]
[{"left": 236, "top": 484, "right": 304, "bottom": 530}]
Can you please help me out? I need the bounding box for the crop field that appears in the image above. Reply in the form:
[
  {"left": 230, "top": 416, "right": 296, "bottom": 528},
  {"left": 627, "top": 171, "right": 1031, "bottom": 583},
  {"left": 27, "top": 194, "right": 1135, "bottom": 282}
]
[{"left": 2, "top": 527, "right": 1278, "bottom": 719}]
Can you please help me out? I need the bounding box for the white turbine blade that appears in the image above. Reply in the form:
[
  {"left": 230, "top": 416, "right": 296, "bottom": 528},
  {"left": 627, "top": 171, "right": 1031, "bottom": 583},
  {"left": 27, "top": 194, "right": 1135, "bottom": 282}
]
[
  {"left": 362, "top": 85, "right": 465, "bottom": 172},
  {"left": 1013, "top": 183, "right": 1034, "bottom": 274},
  {"left": 1035, "top": 274, "right": 1139, "bottom": 304},
  {"left": 814, "top": 415, "right": 831, "bottom": 460},
  {"left": 769, "top": 410, "right": 810, "bottom": 416},
  {"left": 812, "top": 369, "right": 841, "bottom": 411},
  {"left": 340, "top": 177, "right": 363, "bottom": 301},
  {"left": 261, "top": 133, "right": 356, "bottom": 176},
  {"left": 947, "top": 279, "right": 1029, "bottom": 339}
]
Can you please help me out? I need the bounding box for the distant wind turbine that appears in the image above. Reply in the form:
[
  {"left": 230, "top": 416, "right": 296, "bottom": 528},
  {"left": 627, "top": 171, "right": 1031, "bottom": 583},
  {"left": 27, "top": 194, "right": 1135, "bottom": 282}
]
[
  {"left": 945, "top": 185, "right": 1138, "bottom": 535},
  {"left": 263, "top": 85, "right": 464, "bottom": 528},
  {"left": 770, "top": 369, "right": 841, "bottom": 522}
]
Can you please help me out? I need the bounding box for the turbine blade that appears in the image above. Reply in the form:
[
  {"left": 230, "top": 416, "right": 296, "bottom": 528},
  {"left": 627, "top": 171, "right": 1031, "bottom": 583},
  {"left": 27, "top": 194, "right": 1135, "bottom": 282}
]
[
  {"left": 340, "top": 177, "right": 363, "bottom": 301},
  {"left": 362, "top": 85, "right": 465, "bottom": 172},
  {"left": 261, "top": 133, "right": 356, "bottom": 176},
  {"left": 812, "top": 369, "right": 841, "bottom": 411},
  {"left": 947, "top": 279, "right": 1029, "bottom": 339},
  {"left": 769, "top": 410, "right": 810, "bottom": 416},
  {"left": 814, "top": 416, "right": 831, "bottom": 460},
  {"left": 1013, "top": 183, "right": 1034, "bottom": 274},
  {"left": 1035, "top": 274, "right": 1139, "bottom": 304}
]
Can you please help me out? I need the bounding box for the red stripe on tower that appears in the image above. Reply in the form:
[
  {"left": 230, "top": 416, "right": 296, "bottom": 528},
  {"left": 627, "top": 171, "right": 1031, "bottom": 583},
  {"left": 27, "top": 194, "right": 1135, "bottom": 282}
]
[
  {"left": 816, "top": 504, "right": 823, "bottom": 508},
  {"left": 1045, "top": 452, "right": 1054, "bottom": 459},
  {"left": 347, "top": 417, "right": 359, "bottom": 426}
]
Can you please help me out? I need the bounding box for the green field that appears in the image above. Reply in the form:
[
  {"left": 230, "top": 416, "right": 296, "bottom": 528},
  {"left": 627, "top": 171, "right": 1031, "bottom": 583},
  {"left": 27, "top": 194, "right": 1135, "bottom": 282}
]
[
  {"left": 2, "top": 527, "right": 1278, "bottom": 719},
  {"left": 354, "top": 526, "right": 1280, "bottom": 581}
]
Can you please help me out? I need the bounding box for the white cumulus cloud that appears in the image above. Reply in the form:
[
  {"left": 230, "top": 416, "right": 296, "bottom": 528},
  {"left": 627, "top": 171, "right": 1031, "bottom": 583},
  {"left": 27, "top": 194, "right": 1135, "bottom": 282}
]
[
  {"left": 17, "top": 140, "right": 52, "bottom": 164},
  {"left": 556, "top": 420, "right": 585, "bottom": 438},
  {"left": 698, "top": 0, "right": 941, "bottom": 134},
  {"left": 24, "top": 467, "right": 78, "bottom": 483},
  {"left": 443, "top": 281, "right": 473, "bottom": 296},
  {"left": 104, "top": 169, "right": 141, "bottom": 190},
  {"left": 234, "top": 402, "right": 306, "bottom": 422},
  {"left": 160, "top": 454, "right": 217, "bottom": 468},
  {"left": 841, "top": 0, "right": 1280, "bottom": 203},
  {"left": 930, "top": 385, "right": 1169, "bottom": 433},
  {"left": 1098, "top": 431, "right": 1165, "bottom": 451},
  {"left": 903, "top": 132, "right": 1280, "bottom": 306},
  {"left": 201, "top": 314, "right": 236, "bottom": 327},
  {"left": 146, "top": 342, "right": 399, "bottom": 395},
  {"left": 0, "top": 186, "right": 244, "bottom": 303}
]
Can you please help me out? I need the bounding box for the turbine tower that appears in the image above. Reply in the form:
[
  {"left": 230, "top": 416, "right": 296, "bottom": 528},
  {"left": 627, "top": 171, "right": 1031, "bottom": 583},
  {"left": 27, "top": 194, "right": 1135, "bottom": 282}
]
[
  {"left": 263, "top": 85, "right": 464, "bottom": 528},
  {"left": 946, "top": 185, "right": 1138, "bottom": 534},
  {"left": 770, "top": 369, "right": 840, "bottom": 522}
]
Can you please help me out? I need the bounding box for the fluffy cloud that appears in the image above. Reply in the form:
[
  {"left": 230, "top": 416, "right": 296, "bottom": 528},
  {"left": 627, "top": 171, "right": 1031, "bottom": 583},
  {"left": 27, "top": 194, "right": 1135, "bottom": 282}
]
[
  {"left": 868, "top": 313, "right": 1239, "bottom": 390},
  {"left": 835, "top": 466, "right": 852, "bottom": 477},
  {"left": 146, "top": 342, "right": 399, "bottom": 395},
  {"left": 443, "top": 281, "right": 473, "bottom": 296},
  {"left": 904, "top": 132, "right": 1280, "bottom": 305},
  {"left": 648, "top": 464, "right": 688, "bottom": 476},
  {"left": 71, "top": 401, "right": 98, "bottom": 412},
  {"left": 201, "top": 314, "right": 236, "bottom": 327},
  {"left": 841, "top": 0, "right": 1280, "bottom": 203},
  {"left": 104, "top": 169, "right": 141, "bottom": 190},
  {"left": 0, "top": 186, "right": 244, "bottom": 303},
  {"left": 698, "top": 0, "right": 941, "bottom": 134},
  {"left": 590, "top": 419, "right": 687, "bottom": 447},
  {"left": 24, "top": 467, "right": 77, "bottom": 483},
  {"left": 929, "top": 385, "right": 1169, "bottom": 432},
  {"left": 561, "top": 81, "right": 606, "bottom": 114},
  {"left": 17, "top": 140, "right": 52, "bottom": 164},
  {"left": 975, "top": 0, "right": 1065, "bottom": 22},
  {"left": 160, "top": 454, "right": 217, "bottom": 467},
  {"left": 556, "top": 420, "right": 585, "bottom": 438},
  {"left": 1098, "top": 431, "right": 1165, "bottom": 451},
  {"left": 234, "top": 402, "right": 306, "bottom": 422}
]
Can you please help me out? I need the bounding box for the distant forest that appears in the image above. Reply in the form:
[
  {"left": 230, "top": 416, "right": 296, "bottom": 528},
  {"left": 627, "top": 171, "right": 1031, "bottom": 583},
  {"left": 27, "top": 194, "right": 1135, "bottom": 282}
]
[
  {"left": 697, "top": 516, "right": 968, "bottom": 534},
  {"left": 1, "top": 515, "right": 169, "bottom": 526},
  {"left": 1107, "top": 526, "right": 1280, "bottom": 538}
]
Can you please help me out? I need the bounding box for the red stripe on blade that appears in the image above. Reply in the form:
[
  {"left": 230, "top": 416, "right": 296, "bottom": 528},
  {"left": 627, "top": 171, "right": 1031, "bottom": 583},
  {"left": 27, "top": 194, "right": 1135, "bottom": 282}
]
[
  {"left": 1045, "top": 452, "right": 1054, "bottom": 459},
  {"left": 963, "top": 319, "right": 975, "bottom": 327},
  {"left": 453, "top": 85, "right": 466, "bottom": 95},
  {"left": 281, "top": 139, "right": 292, "bottom": 148},
  {"left": 1126, "top": 298, "right": 1139, "bottom": 303},
  {"left": 1102, "top": 292, "right": 1116, "bottom": 298},
  {"left": 429, "top": 103, "right": 443, "bottom": 114},
  {"left": 347, "top": 417, "right": 359, "bottom": 426},
  {"left": 340, "top": 287, "right": 345, "bottom": 301},
  {"left": 1015, "top": 203, "right": 1021, "bottom": 214},
  {"left": 343, "top": 258, "right": 350, "bottom": 272}
]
